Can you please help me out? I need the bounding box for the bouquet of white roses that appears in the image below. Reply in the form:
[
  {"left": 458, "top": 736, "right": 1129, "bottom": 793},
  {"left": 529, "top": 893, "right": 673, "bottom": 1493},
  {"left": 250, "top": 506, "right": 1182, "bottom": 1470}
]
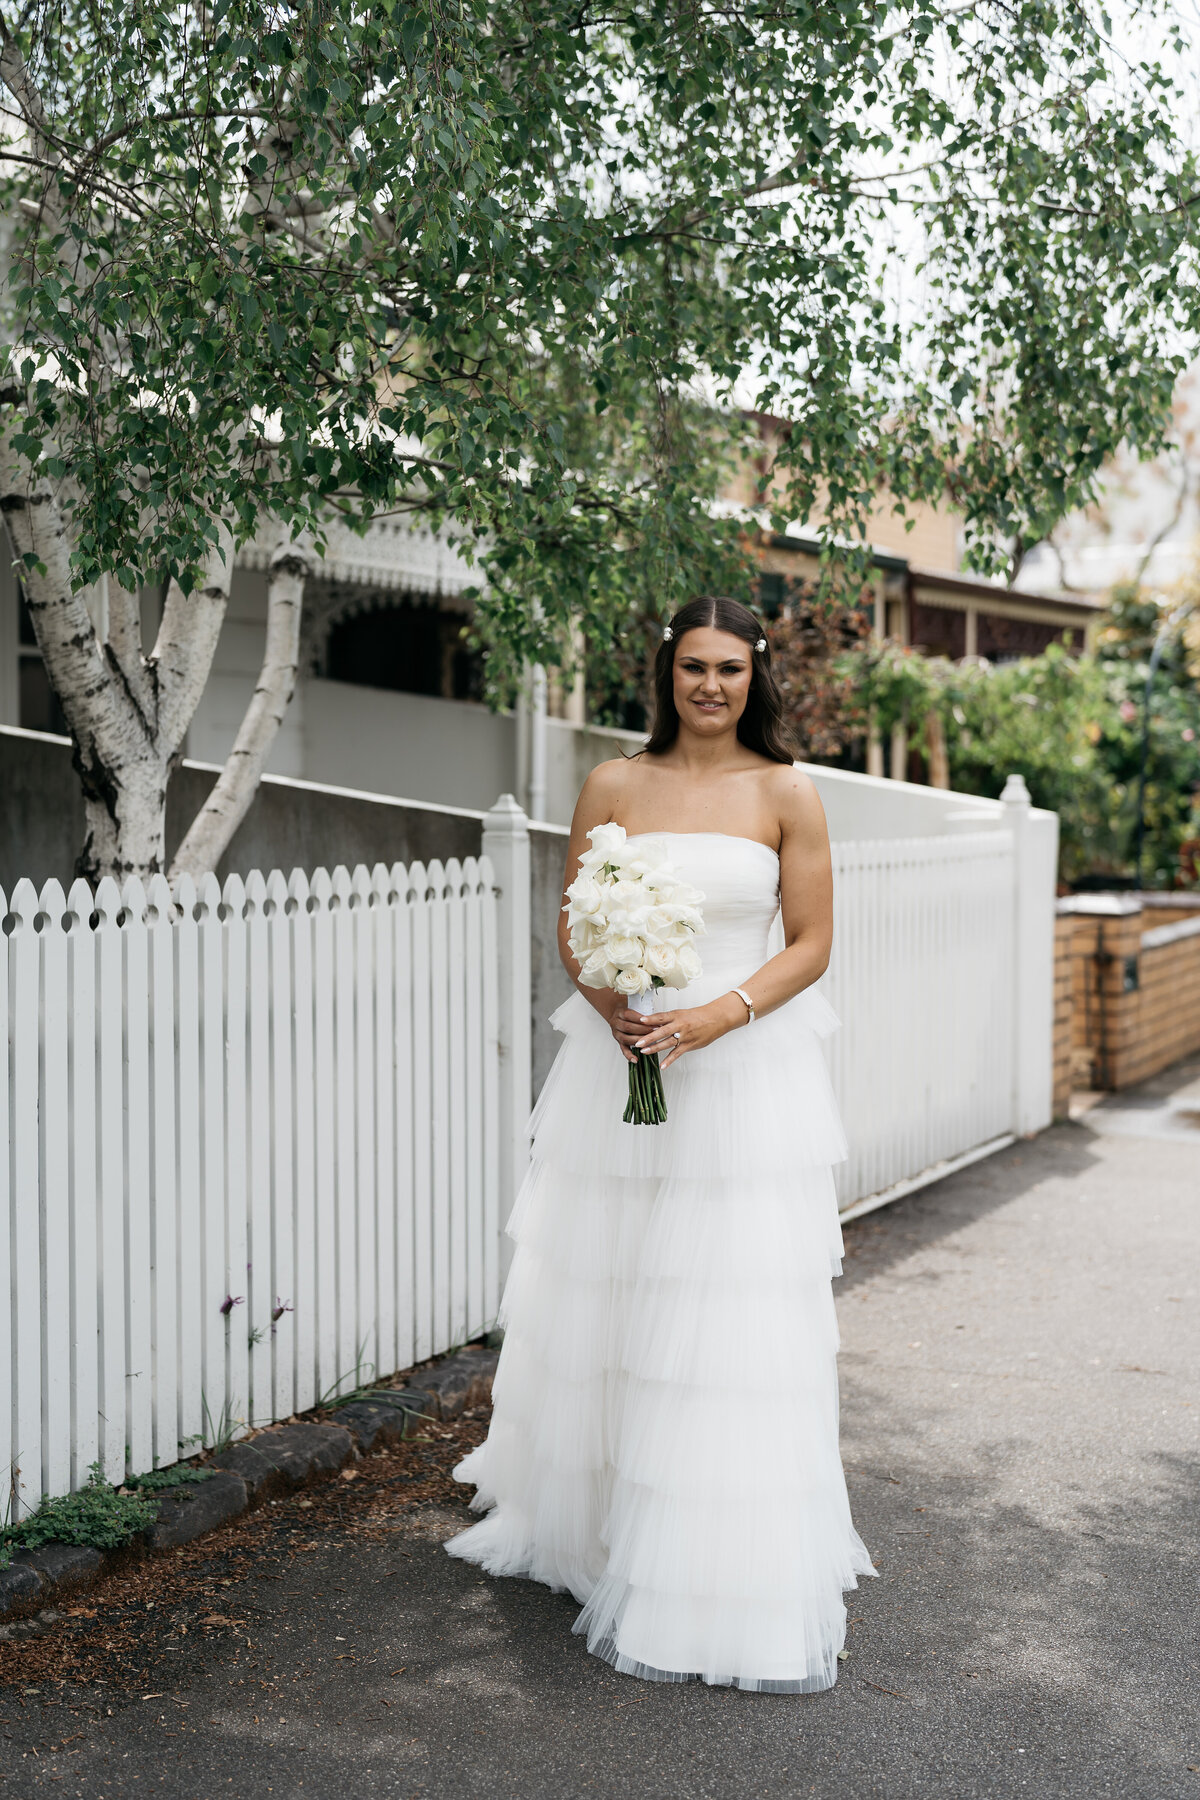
[{"left": 564, "top": 823, "right": 705, "bottom": 1125}]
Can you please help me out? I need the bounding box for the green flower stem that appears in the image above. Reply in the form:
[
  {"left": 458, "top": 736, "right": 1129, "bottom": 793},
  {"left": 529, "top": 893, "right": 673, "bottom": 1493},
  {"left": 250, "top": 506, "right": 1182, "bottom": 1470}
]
[{"left": 623, "top": 1049, "right": 668, "bottom": 1126}]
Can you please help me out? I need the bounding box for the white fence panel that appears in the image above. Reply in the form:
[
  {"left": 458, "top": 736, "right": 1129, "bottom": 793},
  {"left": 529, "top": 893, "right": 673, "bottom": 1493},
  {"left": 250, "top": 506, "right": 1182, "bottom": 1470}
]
[
  {"left": 351, "top": 864, "right": 378, "bottom": 1392},
  {"left": 391, "top": 863, "right": 417, "bottom": 1374},
  {"left": 39, "top": 880, "right": 71, "bottom": 1502},
  {"left": 121, "top": 877, "right": 154, "bottom": 1479},
  {"left": 3, "top": 791, "right": 1042, "bottom": 1514},
  {"left": 173, "top": 875, "right": 203, "bottom": 1457},
  {"left": 2, "top": 855, "right": 502, "bottom": 1515},
  {"left": 825, "top": 832, "right": 1016, "bottom": 1211},
  {"left": 65, "top": 878, "right": 100, "bottom": 1489},
  {"left": 148, "top": 874, "right": 179, "bottom": 1477},
  {"left": 409, "top": 862, "right": 434, "bottom": 1364},
  {"left": 10, "top": 882, "right": 43, "bottom": 1508},
  {"left": 266, "top": 868, "right": 296, "bottom": 1426}
]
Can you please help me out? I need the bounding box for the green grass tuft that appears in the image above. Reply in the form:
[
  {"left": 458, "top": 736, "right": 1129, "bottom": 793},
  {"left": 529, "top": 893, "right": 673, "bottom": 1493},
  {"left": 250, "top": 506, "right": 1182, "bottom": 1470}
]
[{"left": 1, "top": 1464, "right": 157, "bottom": 1566}]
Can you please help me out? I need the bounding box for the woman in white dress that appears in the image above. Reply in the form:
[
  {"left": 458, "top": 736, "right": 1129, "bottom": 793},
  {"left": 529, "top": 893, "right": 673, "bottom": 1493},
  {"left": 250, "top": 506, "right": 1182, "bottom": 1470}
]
[{"left": 446, "top": 594, "right": 874, "bottom": 1691}]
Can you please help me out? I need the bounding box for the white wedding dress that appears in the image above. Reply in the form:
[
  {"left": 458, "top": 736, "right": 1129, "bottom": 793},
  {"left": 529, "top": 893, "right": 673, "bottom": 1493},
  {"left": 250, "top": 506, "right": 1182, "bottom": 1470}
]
[{"left": 446, "top": 832, "right": 874, "bottom": 1691}]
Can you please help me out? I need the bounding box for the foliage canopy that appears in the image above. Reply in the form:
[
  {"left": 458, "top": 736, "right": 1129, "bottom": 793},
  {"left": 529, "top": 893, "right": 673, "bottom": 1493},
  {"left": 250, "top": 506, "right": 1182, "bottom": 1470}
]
[
  {"left": 1, "top": 0, "right": 1197, "bottom": 676},
  {"left": 839, "top": 621, "right": 1200, "bottom": 887}
]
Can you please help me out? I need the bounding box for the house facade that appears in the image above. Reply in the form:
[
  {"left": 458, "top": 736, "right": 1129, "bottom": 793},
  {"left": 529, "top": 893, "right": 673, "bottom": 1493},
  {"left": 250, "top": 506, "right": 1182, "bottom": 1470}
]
[
  {"left": 0, "top": 488, "right": 1106, "bottom": 831},
  {"left": 0, "top": 514, "right": 637, "bottom": 828}
]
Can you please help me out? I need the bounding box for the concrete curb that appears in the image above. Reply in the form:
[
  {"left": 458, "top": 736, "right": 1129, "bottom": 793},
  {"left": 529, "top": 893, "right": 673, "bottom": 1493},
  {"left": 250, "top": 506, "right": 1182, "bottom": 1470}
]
[{"left": 0, "top": 1344, "right": 497, "bottom": 1631}]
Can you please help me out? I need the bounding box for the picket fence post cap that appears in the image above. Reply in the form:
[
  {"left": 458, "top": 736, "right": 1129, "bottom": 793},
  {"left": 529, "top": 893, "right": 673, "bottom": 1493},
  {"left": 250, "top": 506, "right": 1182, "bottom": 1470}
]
[{"left": 485, "top": 793, "right": 529, "bottom": 832}]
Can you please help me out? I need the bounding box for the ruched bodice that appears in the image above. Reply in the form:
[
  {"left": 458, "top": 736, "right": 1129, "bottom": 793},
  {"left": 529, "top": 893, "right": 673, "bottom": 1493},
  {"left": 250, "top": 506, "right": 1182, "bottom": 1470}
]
[{"left": 447, "top": 829, "right": 873, "bottom": 1692}]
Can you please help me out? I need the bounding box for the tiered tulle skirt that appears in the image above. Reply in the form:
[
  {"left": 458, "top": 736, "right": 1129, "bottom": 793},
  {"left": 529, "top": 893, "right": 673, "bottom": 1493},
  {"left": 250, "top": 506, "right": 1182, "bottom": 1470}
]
[{"left": 446, "top": 987, "right": 874, "bottom": 1691}]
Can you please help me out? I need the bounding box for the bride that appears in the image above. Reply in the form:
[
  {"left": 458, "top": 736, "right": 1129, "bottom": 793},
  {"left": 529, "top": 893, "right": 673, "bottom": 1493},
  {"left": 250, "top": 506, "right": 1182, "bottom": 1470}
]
[{"left": 446, "top": 594, "right": 874, "bottom": 1691}]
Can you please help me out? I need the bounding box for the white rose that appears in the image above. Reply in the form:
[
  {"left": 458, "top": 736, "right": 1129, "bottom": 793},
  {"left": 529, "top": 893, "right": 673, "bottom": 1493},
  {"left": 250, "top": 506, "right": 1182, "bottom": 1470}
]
[
  {"left": 613, "top": 965, "right": 652, "bottom": 997},
  {"left": 586, "top": 823, "right": 625, "bottom": 861},
  {"left": 607, "top": 879, "right": 646, "bottom": 908},
  {"left": 621, "top": 857, "right": 661, "bottom": 882},
  {"left": 606, "top": 935, "right": 644, "bottom": 970},
  {"left": 643, "top": 942, "right": 678, "bottom": 982},
  {"left": 566, "top": 877, "right": 604, "bottom": 918},
  {"left": 675, "top": 943, "right": 702, "bottom": 985},
  {"left": 641, "top": 904, "right": 679, "bottom": 943},
  {"left": 568, "top": 918, "right": 602, "bottom": 956},
  {"left": 606, "top": 905, "right": 652, "bottom": 937},
  {"left": 578, "top": 947, "right": 617, "bottom": 989}
]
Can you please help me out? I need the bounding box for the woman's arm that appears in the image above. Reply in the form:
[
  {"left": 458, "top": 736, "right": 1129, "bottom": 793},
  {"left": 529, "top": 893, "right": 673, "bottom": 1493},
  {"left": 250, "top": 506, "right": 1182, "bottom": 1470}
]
[
  {"left": 557, "top": 760, "right": 646, "bottom": 1065},
  {"left": 632, "top": 768, "right": 834, "bottom": 1069}
]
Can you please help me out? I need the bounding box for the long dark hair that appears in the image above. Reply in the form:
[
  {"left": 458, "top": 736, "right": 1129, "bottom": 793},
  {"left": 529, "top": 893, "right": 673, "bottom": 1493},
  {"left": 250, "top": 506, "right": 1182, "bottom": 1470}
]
[{"left": 643, "top": 596, "right": 795, "bottom": 763}]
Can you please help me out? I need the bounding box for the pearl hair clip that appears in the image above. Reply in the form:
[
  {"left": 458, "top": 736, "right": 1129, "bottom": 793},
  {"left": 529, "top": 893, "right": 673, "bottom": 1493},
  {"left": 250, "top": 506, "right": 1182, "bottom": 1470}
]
[{"left": 662, "top": 624, "right": 765, "bottom": 650}]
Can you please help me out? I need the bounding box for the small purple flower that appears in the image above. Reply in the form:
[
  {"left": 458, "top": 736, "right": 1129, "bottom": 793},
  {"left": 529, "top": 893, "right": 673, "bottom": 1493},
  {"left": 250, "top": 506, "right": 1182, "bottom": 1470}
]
[{"left": 219, "top": 1294, "right": 244, "bottom": 1316}]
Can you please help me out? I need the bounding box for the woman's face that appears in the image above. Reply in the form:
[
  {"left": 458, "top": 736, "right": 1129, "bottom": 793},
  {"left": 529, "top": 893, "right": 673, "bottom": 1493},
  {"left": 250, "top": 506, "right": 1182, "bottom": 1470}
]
[{"left": 671, "top": 627, "right": 753, "bottom": 738}]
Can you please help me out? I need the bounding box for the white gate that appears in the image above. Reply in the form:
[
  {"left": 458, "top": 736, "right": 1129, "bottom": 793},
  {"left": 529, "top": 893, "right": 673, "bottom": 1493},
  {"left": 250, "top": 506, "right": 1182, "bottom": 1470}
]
[
  {"left": 825, "top": 832, "right": 1017, "bottom": 1212},
  {"left": 0, "top": 857, "right": 502, "bottom": 1518}
]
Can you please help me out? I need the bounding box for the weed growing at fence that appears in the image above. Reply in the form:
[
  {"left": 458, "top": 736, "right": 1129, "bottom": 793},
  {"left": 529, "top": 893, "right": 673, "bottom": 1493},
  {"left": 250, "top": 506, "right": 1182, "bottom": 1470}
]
[
  {"left": 316, "top": 1340, "right": 377, "bottom": 1410},
  {"left": 0, "top": 1465, "right": 156, "bottom": 1566},
  {"left": 125, "top": 1465, "right": 213, "bottom": 1492},
  {"left": 200, "top": 1393, "right": 245, "bottom": 1456}
]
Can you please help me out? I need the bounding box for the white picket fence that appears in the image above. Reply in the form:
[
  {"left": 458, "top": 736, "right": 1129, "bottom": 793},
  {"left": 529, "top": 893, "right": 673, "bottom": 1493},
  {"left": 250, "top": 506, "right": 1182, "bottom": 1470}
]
[
  {"left": 0, "top": 856, "right": 502, "bottom": 1519},
  {"left": 1, "top": 784, "right": 1055, "bottom": 1514},
  {"left": 825, "top": 832, "right": 1016, "bottom": 1210}
]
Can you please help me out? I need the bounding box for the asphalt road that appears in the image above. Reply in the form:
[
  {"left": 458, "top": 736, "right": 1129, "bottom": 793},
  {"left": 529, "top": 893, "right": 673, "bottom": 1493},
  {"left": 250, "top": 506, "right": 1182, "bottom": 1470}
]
[{"left": 3, "top": 1057, "right": 1197, "bottom": 1800}]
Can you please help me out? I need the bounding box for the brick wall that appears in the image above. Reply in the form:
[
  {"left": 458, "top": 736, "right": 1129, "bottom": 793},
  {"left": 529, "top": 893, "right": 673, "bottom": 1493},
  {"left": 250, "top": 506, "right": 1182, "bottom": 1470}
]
[
  {"left": 1056, "top": 896, "right": 1200, "bottom": 1097},
  {"left": 1052, "top": 915, "right": 1076, "bottom": 1118}
]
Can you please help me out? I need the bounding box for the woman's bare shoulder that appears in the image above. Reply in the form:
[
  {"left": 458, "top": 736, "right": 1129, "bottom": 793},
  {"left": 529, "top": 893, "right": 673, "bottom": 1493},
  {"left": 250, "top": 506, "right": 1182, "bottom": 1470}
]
[
  {"left": 576, "top": 755, "right": 643, "bottom": 817},
  {"left": 766, "top": 763, "right": 828, "bottom": 843}
]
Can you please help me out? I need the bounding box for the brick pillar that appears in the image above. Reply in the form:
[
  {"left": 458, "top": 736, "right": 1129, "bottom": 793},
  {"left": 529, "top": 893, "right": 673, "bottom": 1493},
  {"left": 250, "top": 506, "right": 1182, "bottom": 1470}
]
[
  {"left": 1051, "top": 915, "right": 1076, "bottom": 1118},
  {"left": 1093, "top": 909, "right": 1144, "bottom": 1090}
]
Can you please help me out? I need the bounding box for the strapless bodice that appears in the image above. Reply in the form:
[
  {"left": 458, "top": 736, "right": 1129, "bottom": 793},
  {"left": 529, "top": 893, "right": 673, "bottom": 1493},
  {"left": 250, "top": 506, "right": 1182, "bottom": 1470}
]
[{"left": 625, "top": 832, "right": 780, "bottom": 1004}]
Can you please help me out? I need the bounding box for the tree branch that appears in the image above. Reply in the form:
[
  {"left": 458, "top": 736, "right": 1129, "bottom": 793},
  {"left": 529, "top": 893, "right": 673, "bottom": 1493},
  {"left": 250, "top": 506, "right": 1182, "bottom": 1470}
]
[
  {"left": 0, "top": 433, "right": 113, "bottom": 753},
  {"left": 151, "top": 522, "right": 235, "bottom": 748},
  {"left": 104, "top": 580, "right": 154, "bottom": 725},
  {"left": 168, "top": 529, "right": 310, "bottom": 883}
]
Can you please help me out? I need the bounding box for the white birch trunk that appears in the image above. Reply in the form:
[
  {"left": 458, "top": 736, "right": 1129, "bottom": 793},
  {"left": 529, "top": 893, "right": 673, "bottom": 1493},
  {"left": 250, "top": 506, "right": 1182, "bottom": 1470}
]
[
  {"left": 168, "top": 536, "right": 311, "bottom": 884},
  {"left": 0, "top": 430, "right": 250, "bottom": 880},
  {"left": 0, "top": 450, "right": 168, "bottom": 877},
  {"left": 0, "top": 437, "right": 306, "bottom": 881}
]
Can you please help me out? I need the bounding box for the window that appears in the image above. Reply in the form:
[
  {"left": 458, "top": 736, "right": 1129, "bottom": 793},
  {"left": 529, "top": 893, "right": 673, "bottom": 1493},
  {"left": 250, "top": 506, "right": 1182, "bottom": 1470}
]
[
  {"left": 757, "top": 573, "right": 786, "bottom": 620},
  {"left": 910, "top": 600, "right": 966, "bottom": 660},
  {"left": 976, "top": 614, "right": 1080, "bottom": 663},
  {"left": 325, "top": 599, "right": 483, "bottom": 702}
]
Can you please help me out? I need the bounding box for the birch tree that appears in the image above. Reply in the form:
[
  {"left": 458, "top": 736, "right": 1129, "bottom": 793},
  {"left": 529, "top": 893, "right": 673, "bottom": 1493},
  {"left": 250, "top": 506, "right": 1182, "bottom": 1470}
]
[{"left": 0, "top": 1, "right": 1196, "bottom": 881}]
